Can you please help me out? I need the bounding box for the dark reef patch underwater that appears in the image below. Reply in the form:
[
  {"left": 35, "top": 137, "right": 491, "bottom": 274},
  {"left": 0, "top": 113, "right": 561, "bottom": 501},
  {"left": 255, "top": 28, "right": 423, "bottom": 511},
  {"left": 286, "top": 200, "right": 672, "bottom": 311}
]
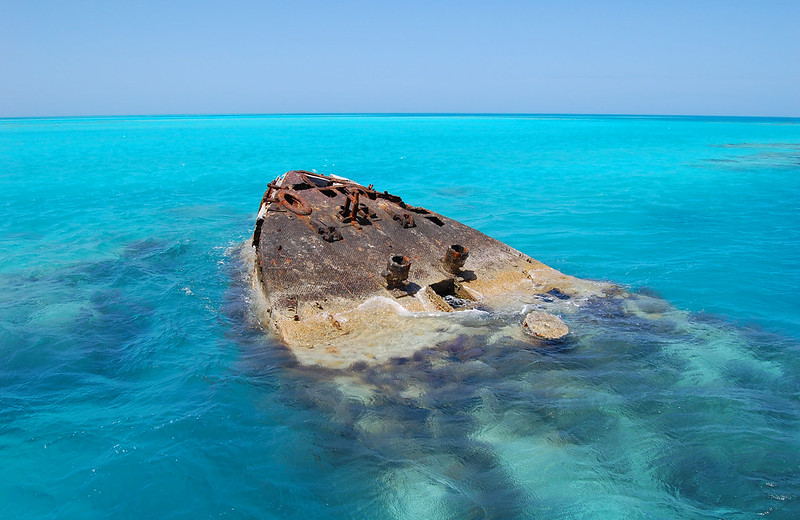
[{"left": 1, "top": 115, "right": 799, "bottom": 519}]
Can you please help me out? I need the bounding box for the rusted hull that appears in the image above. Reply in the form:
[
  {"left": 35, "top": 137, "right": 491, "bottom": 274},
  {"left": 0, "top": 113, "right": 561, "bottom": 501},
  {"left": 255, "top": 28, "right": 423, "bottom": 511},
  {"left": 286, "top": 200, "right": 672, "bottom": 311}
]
[{"left": 252, "top": 171, "right": 619, "bottom": 368}]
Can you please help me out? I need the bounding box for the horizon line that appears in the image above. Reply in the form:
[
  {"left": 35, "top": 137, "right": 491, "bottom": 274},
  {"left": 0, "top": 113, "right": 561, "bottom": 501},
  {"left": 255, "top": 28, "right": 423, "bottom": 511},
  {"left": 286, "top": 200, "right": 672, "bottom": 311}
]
[{"left": 2, "top": 111, "right": 800, "bottom": 121}]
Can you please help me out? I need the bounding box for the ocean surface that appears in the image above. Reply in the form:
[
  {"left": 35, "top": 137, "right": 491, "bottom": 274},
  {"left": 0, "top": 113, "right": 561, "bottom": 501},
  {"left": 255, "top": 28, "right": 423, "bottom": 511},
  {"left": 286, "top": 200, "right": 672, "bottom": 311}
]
[{"left": 1, "top": 114, "right": 799, "bottom": 519}]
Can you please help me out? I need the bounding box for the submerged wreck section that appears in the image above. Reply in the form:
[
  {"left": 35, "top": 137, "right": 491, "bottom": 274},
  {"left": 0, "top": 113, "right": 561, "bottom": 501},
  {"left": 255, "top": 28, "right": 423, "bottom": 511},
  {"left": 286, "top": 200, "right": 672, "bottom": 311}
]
[{"left": 252, "top": 170, "right": 619, "bottom": 368}]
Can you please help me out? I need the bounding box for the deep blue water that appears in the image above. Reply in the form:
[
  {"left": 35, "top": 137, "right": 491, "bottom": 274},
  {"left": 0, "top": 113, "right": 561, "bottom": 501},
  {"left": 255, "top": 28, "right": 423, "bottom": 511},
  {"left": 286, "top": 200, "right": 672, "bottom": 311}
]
[{"left": 1, "top": 115, "right": 799, "bottom": 519}]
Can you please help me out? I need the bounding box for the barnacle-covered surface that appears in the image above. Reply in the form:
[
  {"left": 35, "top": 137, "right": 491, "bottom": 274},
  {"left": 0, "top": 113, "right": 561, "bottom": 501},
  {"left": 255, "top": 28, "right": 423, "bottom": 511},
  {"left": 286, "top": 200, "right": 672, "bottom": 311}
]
[{"left": 252, "top": 171, "right": 621, "bottom": 367}]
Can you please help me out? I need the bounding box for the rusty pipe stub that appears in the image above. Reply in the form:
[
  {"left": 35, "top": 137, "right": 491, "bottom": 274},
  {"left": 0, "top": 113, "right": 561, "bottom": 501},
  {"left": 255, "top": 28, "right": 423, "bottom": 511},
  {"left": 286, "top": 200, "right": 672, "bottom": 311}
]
[
  {"left": 382, "top": 254, "right": 411, "bottom": 289},
  {"left": 443, "top": 244, "right": 469, "bottom": 275}
]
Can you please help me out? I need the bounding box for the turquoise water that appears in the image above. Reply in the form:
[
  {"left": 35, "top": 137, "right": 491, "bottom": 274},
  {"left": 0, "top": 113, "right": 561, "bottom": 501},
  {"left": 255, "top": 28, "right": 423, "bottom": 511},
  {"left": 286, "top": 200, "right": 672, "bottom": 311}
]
[{"left": 1, "top": 115, "right": 799, "bottom": 519}]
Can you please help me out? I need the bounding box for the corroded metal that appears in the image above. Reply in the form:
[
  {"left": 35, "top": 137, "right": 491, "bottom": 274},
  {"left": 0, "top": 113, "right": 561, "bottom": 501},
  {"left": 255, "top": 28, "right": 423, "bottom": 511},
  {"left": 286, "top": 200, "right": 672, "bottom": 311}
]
[
  {"left": 443, "top": 244, "right": 469, "bottom": 275},
  {"left": 382, "top": 255, "right": 411, "bottom": 289},
  {"left": 251, "top": 170, "right": 620, "bottom": 368}
]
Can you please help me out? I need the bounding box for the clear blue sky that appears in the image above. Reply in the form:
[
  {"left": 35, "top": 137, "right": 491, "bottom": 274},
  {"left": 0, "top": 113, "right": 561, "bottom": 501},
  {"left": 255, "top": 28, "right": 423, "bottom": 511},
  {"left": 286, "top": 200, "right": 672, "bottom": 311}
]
[{"left": 2, "top": 0, "right": 798, "bottom": 117}]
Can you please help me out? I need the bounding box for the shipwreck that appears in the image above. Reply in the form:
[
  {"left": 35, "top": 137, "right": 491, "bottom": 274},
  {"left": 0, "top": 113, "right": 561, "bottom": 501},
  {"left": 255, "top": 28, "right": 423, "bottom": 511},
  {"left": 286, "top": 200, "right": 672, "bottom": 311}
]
[{"left": 251, "top": 170, "right": 621, "bottom": 368}]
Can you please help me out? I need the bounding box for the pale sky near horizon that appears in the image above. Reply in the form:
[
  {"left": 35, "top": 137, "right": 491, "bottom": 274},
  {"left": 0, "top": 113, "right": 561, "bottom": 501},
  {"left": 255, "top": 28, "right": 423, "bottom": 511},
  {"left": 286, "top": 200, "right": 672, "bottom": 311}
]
[{"left": 1, "top": 0, "right": 798, "bottom": 118}]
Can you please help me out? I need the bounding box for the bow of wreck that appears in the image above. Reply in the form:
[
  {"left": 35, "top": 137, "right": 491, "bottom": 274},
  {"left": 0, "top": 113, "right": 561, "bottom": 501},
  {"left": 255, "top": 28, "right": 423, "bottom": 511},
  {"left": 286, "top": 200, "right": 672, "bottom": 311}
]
[{"left": 251, "top": 170, "right": 620, "bottom": 368}]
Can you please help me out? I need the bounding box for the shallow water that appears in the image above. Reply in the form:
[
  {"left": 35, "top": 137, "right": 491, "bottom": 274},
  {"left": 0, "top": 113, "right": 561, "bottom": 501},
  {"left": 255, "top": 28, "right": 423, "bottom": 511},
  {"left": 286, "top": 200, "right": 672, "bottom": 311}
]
[{"left": 1, "top": 115, "right": 799, "bottom": 518}]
